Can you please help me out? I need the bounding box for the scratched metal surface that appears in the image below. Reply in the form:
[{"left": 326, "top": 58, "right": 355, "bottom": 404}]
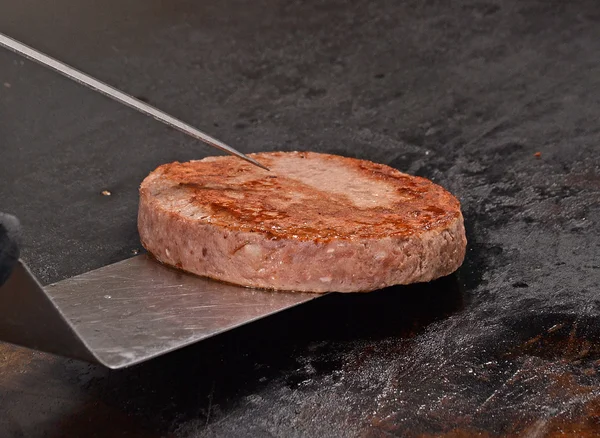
[
  {"left": 1, "top": 0, "right": 600, "bottom": 437},
  {"left": 46, "top": 255, "right": 317, "bottom": 368}
]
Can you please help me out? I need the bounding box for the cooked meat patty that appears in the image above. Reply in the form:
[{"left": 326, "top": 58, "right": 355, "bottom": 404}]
[{"left": 138, "top": 151, "right": 466, "bottom": 293}]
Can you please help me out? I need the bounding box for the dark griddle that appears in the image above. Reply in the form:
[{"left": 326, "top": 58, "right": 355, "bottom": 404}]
[{"left": 1, "top": 0, "right": 600, "bottom": 436}]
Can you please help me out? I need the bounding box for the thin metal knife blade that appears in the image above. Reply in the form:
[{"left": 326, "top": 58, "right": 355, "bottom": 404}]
[{"left": 0, "top": 32, "right": 269, "bottom": 171}]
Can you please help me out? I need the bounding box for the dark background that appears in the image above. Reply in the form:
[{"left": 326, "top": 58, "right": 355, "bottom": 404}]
[{"left": 1, "top": 0, "right": 600, "bottom": 436}]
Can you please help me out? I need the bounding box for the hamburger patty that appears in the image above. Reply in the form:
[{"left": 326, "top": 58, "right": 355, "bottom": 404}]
[{"left": 138, "top": 151, "right": 467, "bottom": 292}]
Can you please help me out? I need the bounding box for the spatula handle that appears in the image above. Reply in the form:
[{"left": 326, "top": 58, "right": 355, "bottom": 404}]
[{"left": 0, "top": 213, "right": 21, "bottom": 287}]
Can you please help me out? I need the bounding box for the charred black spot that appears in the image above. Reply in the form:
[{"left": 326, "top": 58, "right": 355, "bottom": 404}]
[{"left": 512, "top": 281, "right": 529, "bottom": 288}]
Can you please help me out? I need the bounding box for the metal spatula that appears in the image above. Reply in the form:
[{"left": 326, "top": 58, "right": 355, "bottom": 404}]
[{"left": 0, "top": 214, "right": 319, "bottom": 369}]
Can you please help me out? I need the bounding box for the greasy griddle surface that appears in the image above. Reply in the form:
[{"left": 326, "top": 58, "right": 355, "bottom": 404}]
[
  {"left": 152, "top": 151, "right": 461, "bottom": 240},
  {"left": 1, "top": 0, "right": 600, "bottom": 436}
]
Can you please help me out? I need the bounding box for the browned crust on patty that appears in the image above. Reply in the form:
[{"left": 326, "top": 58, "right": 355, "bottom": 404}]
[{"left": 138, "top": 151, "right": 467, "bottom": 292}]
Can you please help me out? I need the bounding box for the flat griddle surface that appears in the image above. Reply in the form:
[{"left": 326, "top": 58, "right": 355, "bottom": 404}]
[{"left": 1, "top": 0, "right": 600, "bottom": 436}]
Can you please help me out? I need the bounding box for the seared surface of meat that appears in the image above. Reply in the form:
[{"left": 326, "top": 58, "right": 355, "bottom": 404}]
[{"left": 138, "top": 152, "right": 466, "bottom": 292}]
